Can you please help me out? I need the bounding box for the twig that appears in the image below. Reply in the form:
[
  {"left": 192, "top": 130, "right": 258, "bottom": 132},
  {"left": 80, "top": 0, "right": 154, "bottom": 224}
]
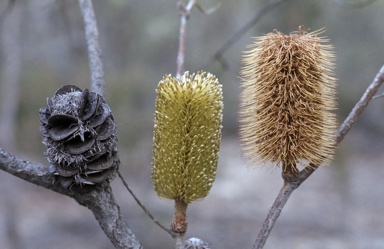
[
  {"left": 1, "top": 1, "right": 143, "bottom": 247},
  {"left": 0, "top": 148, "right": 142, "bottom": 249},
  {"left": 253, "top": 182, "right": 298, "bottom": 249},
  {"left": 208, "top": 0, "right": 289, "bottom": 70},
  {"left": 372, "top": 93, "right": 384, "bottom": 99},
  {"left": 176, "top": 0, "right": 196, "bottom": 78},
  {"left": 117, "top": 171, "right": 176, "bottom": 237},
  {"left": 253, "top": 64, "right": 384, "bottom": 249},
  {"left": 333, "top": 65, "right": 384, "bottom": 145},
  {"left": 176, "top": 235, "right": 185, "bottom": 249},
  {"left": 78, "top": 0, "right": 105, "bottom": 96}
]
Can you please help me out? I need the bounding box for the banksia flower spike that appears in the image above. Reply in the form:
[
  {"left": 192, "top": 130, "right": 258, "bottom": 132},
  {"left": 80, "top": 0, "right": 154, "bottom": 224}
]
[
  {"left": 40, "top": 85, "right": 119, "bottom": 191},
  {"left": 239, "top": 27, "right": 337, "bottom": 181},
  {"left": 152, "top": 71, "right": 223, "bottom": 235}
]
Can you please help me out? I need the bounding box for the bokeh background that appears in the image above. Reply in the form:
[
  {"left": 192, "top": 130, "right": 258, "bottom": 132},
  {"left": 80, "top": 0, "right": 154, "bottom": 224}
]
[{"left": 0, "top": 0, "right": 384, "bottom": 248}]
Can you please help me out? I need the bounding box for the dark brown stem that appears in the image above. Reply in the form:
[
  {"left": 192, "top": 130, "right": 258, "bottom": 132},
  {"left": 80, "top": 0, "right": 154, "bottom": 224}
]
[
  {"left": 176, "top": 0, "right": 196, "bottom": 78},
  {"left": 118, "top": 171, "right": 176, "bottom": 237},
  {"left": 253, "top": 64, "right": 384, "bottom": 249},
  {"left": 78, "top": 0, "right": 105, "bottom": 96},
  {"left": 281, "top": 162, "right": 298, "bottom": 182},
  {"left": 0, "top": 148, "right": 142, "bottom": 249},
  {"left": 172, "top": 199, "right": 188, "bottom": 234}
]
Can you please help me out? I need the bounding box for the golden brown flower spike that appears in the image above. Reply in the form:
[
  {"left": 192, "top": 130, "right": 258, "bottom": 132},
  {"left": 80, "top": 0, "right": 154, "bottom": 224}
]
[
  {"left": 239, "top": 26, "right": 337, "bottom": 181},
  {"left": 152, "top": 71, "right": 223, "bottom": 236}
]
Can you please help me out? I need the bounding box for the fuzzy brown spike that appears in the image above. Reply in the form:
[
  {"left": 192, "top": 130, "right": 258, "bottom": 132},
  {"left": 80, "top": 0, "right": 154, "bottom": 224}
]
[{"left": 239, "top": 27, "right": 337, "bottom": 179}]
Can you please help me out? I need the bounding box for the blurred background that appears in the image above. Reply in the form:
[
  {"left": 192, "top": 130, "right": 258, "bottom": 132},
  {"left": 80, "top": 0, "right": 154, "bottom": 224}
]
[{"left": 0, "top": 0, "right": 384, "bottom": 248}]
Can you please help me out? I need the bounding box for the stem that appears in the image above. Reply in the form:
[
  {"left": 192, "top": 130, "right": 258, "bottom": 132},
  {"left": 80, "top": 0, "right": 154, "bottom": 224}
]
[
  {"left": 253, "top": 181, "right": 298, "bottom": 249},
  {"left": 281, "top": 162, "right": 299, "bottom": 182},
  {"left": 253, "top": 64, "right": 384, "bottom": 248},
  {"left": 172, "top": 199, "right": 188, "bottom": 248},
  {"left": 334, "top": 65, "right": 384, "bottom": 144},
  {"left": 175, "top": 235, "right": 184, "bottom": 249},
  {"left": 117, "top": 171, "right": 176, "bottom": 237},
  {"left": 209, "top": 0, "right": 289, "bottom": 70},
  {"left": 298, "top": 64, "right": 384, "bottom": 183},
  {"left": 78, "top": 0, "right": 105, "bottom": 96},
  {"left": 176, "top": 0, "right": 196, "bottom": 78}
]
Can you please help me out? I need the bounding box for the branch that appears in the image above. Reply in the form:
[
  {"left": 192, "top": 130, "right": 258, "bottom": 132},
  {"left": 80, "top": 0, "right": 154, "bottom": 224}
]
[
  {"left": 208, "top": 0, "right": 289, "bottom": 70},
  {"left": 176, "top": 0, "right": 196, "bottom": 78},
  {"left": 0, "top": 1, "right": 143, "bottom": 248},
  {"left": 253, "top": 64, "right": 384, "bottom": 249},
  {"left": 0, "top": 148, "right": 143, "bottom": 249},
  {"left": 333, "top": 65, "right": 384, "bottom": 145},
  {"left": 78, "top": 0, "right": 105, "bottom": 96}
]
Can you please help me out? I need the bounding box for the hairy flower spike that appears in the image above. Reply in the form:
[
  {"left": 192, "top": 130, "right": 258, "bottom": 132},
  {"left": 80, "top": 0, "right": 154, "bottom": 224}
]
[
  {"left": 239, "top": 27, "right": 337, "bottom": 180},
  {"left": 152, "top": 71, "right": 223, "bottom": 204}
]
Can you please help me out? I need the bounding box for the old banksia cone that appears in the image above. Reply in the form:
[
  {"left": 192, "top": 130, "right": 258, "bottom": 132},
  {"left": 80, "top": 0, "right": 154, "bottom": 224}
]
[
  {"left": 40, "top": 85, "right": 119, "bottom": 190},
  {"left": 240, "top": 27, "right": 337, "bottom": 180},
  {"left": 152, "top": 71, "right": 223, "bottom": 234}
]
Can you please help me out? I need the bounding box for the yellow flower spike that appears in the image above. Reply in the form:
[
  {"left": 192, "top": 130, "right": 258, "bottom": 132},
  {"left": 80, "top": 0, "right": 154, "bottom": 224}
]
[
  {"left": 152, "top": 71, "right": 223, "bottom": 234},
  {"left": 239, "top": 27, "right": 337, "bottom": 181}
]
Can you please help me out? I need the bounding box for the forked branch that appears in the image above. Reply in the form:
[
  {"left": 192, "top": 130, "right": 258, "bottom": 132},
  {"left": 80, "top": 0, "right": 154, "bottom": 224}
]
[
  {"left": 253, "top": 64, "right": 384, "bottom": 249},
  {"left": 209, "top": 0, "right": 290, "bottom": 70},
  {"left": 0, "top": 148, "right": 142, "bottom": 249}
]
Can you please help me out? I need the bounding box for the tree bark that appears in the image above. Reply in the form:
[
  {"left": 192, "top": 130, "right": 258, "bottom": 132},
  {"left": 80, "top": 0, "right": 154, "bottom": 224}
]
[
  {"left": 0, "top": 148, "right": 143, "bottom": 249},
  {"left": 78, "top": 0, "right": 105, "bottom": 97}
]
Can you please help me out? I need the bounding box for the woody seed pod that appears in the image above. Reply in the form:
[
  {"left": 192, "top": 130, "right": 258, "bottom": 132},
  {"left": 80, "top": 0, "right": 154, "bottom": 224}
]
[
  {"left": 239, "top": 27, "right": 337, "bottom": 180},
  {"left": 152, "top": 71, "right": 223, "bottom": 234},
  {"left": 40, "top": 85, "right": 119, "bottom": 190}
]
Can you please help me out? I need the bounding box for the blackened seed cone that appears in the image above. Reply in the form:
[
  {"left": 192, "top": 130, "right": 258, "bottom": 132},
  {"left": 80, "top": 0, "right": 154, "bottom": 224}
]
[{"left": 40, "top": 85, "right": 119, "bottom": 190}]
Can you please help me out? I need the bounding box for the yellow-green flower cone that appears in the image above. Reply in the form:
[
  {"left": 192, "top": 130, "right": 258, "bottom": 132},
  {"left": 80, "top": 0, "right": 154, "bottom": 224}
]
[
  {"left": 240, "top": 27, "right": 337, "bottom": 176},
  {"left": 152, "top": 71, "right": 223, "bottom": 204}
]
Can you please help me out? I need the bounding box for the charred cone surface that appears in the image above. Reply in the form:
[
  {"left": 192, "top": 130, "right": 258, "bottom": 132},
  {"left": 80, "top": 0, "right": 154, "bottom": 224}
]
[{"left": 40, "top": 85, "right": 119, "bottom": 190}]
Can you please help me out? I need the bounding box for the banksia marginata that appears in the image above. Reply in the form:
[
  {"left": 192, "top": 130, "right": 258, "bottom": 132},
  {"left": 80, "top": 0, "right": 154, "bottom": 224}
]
[
  {"left": 239, "top": 27, "right": 337, "bottom": 180},
  {"left": 39, "top": 85, "right": 119, "bottom": 190},
  {"left": 151, "top": 71, "right": 223, "bottom": 234}
]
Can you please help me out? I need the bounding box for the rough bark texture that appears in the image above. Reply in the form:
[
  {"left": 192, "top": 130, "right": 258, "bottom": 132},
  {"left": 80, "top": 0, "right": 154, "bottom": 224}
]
[
  {"left": 78, "top": 0, "right": 105, "bottom": 96},
  {"left": 0, "top": 148, "right": 142, "bottom": 249}
]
